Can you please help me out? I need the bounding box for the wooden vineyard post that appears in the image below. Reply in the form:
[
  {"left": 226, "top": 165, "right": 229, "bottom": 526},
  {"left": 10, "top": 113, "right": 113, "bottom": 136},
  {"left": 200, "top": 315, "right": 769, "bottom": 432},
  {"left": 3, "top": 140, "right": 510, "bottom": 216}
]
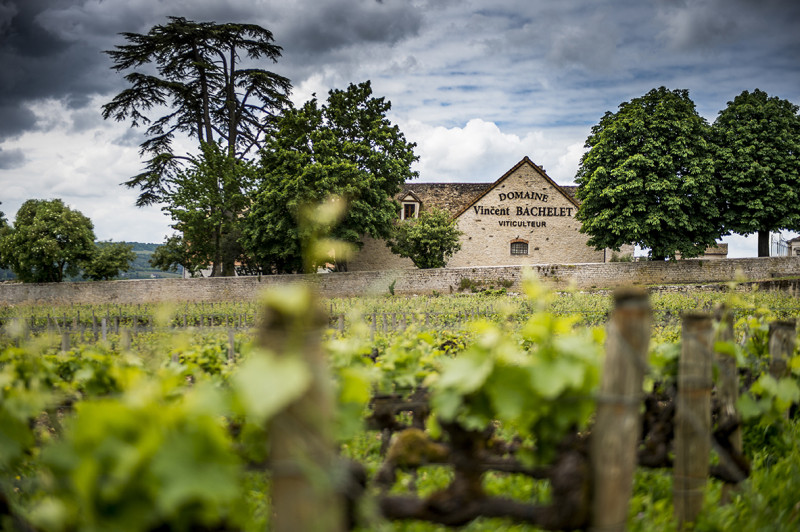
[
  {"left": 227, "top": 329, "right": 236, "bottom": 362},
  {"left": 768, "top": 319, "right": 796, "bottom": 379},
  {"left": 590, "top": 287, "right": 651, "bottom": 532},
  {"left": 714, "top": 306, "right": 743, "bottom": 499},
  {"left": 121, "top": 329, "right": 131, "bottom": 351},
  {"left": 258, "top": 287, "right": 344, "bottom": 532},
  {"left": 674, "top": 312, "right": 713, "bottom": 529}
]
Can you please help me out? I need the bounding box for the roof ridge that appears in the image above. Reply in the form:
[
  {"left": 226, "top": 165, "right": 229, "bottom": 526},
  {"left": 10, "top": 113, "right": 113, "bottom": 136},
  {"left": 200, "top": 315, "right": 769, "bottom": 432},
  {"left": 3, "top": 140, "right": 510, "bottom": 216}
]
[{"left": 452, "top": 156, "right": 579, "bottom": 219}]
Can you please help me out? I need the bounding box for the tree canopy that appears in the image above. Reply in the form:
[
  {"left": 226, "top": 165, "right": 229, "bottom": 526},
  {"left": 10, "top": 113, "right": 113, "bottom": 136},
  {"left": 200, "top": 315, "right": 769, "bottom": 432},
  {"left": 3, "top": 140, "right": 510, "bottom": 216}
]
[
  {"left": 241, "top": 81, "right": 418, "bottom": 273},
  {"left": 388, "top": 207, "right": 463, "bottom": 269},
  {"left": 82, "top": 241, "right": 137, "bottom": 281},
  {"left": 575, "top": 87, "right": 720, "bottom": 260},
  {"left": 150, "top": 233, "right": 204, "bottom": 277},
  {"left": 713, "top": 89, "right": 800, "bottom": 256},
  {"left": 103, "top": 17, "right": 292, "bottom": 206},
  {"left": 160, "top": 141, "right": 256, "bottom": 276},
  {"left": 0, "top": 199, "right": 96, "bottom": 283}
]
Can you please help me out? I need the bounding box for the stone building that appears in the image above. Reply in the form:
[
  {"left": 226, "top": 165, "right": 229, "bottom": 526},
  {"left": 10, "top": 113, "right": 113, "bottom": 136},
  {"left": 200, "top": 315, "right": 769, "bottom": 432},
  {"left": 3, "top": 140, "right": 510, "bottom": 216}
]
[
  {"left": 348, "top": 156, "right": 633, "bottom": 271},
  {"left": 788, "top": 236, "right": 800, "bottom": 257}
]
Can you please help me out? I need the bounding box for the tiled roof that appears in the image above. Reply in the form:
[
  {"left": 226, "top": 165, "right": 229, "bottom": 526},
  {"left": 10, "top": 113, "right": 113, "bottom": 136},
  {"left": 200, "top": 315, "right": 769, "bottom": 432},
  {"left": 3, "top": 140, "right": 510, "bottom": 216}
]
[
  {"left": 398, "top": 182, "right": 494, "bottom": 216},
  {"left": 559, "top": 185, "right": 578, "bottom": 199},
  {"left": 397, "top": 158, "right": 580, "bottom": 217}
]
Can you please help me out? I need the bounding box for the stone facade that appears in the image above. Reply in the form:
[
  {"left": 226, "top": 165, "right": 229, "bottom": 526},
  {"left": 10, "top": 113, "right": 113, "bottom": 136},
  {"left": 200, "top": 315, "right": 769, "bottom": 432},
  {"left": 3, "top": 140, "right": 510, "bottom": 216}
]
[
  {"left": 347, "top": 157, "right": 633, "bottom": 271},
  {"left": 788, "top": 236, "right": 800, "bottom": 257},
  {"left": 447, "top": 157, "right": 610, "bottom": 267}
]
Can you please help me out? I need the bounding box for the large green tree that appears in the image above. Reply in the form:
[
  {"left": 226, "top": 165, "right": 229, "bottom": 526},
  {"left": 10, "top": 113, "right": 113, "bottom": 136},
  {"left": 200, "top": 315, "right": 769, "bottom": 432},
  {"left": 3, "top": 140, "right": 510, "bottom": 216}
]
[
  {"left": 82, "top": 241, "right": 137, "bottom": 281},
  {"left": 160, "top": 142, "right": 256, "bottom": 276},
  {"left": 388, "top": 207, "right": 463, "bottom": 269},
  {"left": 103, "top": 17, "right": 291, "bottom": 275},
  {"left": 150, "top": 233, "right": 206, "bottom": 277},
  {"left": 713, "top": 89, "right": 800, "bottom": 256},
  {"left": 575, "top": 87, "right": 720, "bottom": 260},
  {"left": 0, "top": 199, "right": 96, "bottom": 282},
  {"left": 241, "top": 81, "right": 418, "bottom": 273}
]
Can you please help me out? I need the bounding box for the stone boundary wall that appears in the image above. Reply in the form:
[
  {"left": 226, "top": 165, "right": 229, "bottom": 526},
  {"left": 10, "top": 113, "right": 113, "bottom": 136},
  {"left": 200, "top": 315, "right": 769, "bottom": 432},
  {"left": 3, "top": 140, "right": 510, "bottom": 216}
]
[{"left": 1, "top": 256, "right": 799, "bottom": 305}]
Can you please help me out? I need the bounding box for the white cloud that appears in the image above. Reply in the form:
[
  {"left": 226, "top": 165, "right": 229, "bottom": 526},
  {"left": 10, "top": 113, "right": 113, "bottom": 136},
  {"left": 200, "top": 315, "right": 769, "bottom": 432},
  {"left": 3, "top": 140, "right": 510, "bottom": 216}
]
[
  {"left": 398, "top": 117, "right": 587, "bottom": 184},
  {"left": 0, "top": 97, "right": 172, "bottom": 243}
]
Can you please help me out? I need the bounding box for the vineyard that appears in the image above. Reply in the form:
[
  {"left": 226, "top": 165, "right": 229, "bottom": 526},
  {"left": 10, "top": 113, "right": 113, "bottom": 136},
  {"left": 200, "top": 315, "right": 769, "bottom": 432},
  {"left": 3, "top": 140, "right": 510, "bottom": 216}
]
[{"left": 2, "top": 279, "right": 800, "bottom": 531}]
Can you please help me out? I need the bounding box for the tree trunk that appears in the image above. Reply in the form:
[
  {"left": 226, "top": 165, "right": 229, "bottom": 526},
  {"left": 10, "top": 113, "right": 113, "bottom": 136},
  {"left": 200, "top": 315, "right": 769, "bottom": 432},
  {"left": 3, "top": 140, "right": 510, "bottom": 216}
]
[
  {"left": 211, "top": 226, "right": 223, "bottom": 277},
  {"left": 758, "top": 230, "right": 770, "bottom": 257},
  {"left": 192, "top": 44, "right": 215, "bottom": 144}
]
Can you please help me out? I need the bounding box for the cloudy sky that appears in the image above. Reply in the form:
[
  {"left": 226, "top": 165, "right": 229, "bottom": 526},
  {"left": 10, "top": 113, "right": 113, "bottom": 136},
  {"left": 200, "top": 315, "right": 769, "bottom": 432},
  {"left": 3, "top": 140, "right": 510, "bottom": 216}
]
[{"left": 1, "top": 0, "right": 799, "bottom": 257}]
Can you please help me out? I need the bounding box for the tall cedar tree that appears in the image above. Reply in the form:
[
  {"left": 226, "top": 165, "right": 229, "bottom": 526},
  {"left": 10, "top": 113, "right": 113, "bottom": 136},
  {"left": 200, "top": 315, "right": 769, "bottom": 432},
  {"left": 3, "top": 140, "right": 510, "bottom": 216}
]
[
  {"left": 713, "top": 89, "right": 800, "bottom": 256},
  {"left": 103, "top": 17, "right": 291, "bottom": 275},
  {"left": 241, "top": 81, "right": 418, "bottom": 273},
  {"left": 0, "top": 199, "right": 95, "bottom": 282},
  {"left": 575, "top": 87, "right": 720, "bottom": 260}
]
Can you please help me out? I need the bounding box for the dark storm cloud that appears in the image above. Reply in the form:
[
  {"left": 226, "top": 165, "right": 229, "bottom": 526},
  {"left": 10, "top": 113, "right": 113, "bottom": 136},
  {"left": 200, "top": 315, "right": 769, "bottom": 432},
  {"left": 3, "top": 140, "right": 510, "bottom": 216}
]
[
  {"left": 286, "top": 0, "right": 421, "bottom": 53},
  {"left": 0, "top": 146, "right": 26, "bottom": 169},
  {"left": 0, "top": 0, "right": 118, "bottom": 140},
  {"left": 0, "top": 0, "right": 424, "bottom": 140},
  {"left": 657, "top": 0, "right": 800, "bottom": 52}
]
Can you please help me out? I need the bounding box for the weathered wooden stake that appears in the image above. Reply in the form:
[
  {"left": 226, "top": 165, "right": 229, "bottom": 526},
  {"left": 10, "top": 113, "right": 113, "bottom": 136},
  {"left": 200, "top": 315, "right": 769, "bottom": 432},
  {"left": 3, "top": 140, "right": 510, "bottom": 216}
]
[
  {"left": 590, "top": 288, "right": 651, "bottom": 532},
  {"left": 259, "top": 287, "right": 344, "bottom": 532},
  {"left": 674, "top": 312, "right": 713, "bottom": 528},
  {"left": 227, "top": 329, "right": 236, "bottom": 362},
  {"left": 714, "top": 305, "right": 743, "bottom": 501},
  {"left": 61, "top": 331, "right": 70, "bottom": 352},
  {"left": 768, "top": 319, "right": 796, "bottom": 379}
]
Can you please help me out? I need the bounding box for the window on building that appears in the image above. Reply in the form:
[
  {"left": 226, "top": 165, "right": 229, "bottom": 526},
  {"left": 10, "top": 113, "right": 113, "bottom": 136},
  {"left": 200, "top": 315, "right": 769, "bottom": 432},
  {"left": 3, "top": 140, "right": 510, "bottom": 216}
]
[
  {"left": 402, "top": 203, "right": 417, "bottom": 220},
  {"left": 511, "top": 241, "right": 528, "bottom": 255}
]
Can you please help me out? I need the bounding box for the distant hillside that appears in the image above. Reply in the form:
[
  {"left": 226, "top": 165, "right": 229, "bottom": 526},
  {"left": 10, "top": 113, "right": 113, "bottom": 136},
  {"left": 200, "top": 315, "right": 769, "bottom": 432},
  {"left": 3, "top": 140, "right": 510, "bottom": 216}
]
[
  {"left": 0, "top": 242, "right": 183, "bottom": 281},
  {"left": 120, "top": 242, "right": 184, "bottom": 280}
]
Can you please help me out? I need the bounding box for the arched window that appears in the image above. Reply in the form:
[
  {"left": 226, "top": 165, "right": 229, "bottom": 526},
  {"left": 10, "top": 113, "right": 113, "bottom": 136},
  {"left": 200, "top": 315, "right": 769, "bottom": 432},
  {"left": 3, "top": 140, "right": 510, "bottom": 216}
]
[{"left": 510, "top": 239, "right": 528, "bottom": 255}]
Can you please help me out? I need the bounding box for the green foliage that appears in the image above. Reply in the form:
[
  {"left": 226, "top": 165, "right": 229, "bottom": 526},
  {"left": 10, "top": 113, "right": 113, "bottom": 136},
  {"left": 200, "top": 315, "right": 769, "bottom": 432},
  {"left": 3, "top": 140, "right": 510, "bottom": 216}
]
[
  {"left": 713, "top": 89, "right": 800, "bottom": 255},
  {"left": 575, "top": 87, "right": 720, "bottom": 259},
  {"left": 241, "top": 81, "right": 418, "bottom": 273},
  {"left": 82, "top": 241, "right": 136, "bottom": 281},
  {"left": 0, "top": 199, "right": 95, "bottom": 282},
  {"left": 35, "top": 384, "right": 245, "bottom": 531},
  {"left": 149, "top": 234, "right": 203, "bottom": 277},
  {"left": 388, "top": 207, "right": 463, "bottom": 269},
  {"left": 160, "top": 142, "right": 257, "bottom": 276},
  {"left": 429, "top": 276, "right": 602, "bottom": 462},
  {"left": 5, "top": 288, "right": 800, "bottom": 530},
  {"left": 696, "top": 420, "right": 800, "bottom": 532},
  {"left": 103, "top": 17, "right": 291, "bottom": 207},
  {"left": 609, "top": 251, "right": 634, "bottom": 262}
]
